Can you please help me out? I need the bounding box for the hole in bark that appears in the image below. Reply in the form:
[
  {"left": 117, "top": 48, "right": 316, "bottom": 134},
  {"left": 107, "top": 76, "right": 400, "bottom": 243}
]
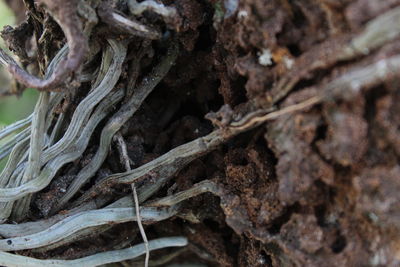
[
  {"left": 268, "top": 202, "right": 300, "bottom": 234},
  {"left": 331, "top": 234, "right": 347, "bottom": 253}
]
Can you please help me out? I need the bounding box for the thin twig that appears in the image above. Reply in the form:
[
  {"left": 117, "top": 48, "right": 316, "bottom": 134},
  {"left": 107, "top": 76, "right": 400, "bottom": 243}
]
[{"left": 115, "top": 133, "right": 150, "bottom": 267}]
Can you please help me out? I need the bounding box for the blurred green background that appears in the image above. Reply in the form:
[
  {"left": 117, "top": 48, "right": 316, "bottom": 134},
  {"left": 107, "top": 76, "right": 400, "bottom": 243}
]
[
  {"left": 0, "top": 0, "right": 38, "bottom": 128},
  {"left": 0, "top": 1, "right": 38, "bottom": 170}
]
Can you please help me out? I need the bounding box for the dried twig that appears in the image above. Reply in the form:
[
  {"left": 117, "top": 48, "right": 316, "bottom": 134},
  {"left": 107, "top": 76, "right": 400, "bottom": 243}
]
[{"left": 115, "top": 133, "right": 150, "bottom": 267}]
